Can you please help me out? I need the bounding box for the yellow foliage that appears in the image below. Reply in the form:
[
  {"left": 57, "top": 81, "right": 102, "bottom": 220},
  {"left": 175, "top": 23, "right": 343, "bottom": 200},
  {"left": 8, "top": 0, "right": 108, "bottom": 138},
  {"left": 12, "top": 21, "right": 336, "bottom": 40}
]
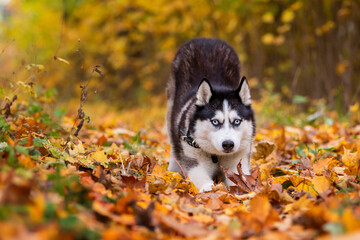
[
  {"left": 262, "top": 33, "right": 275, "bottom": 45},
  {"left": 281, "top": 10, "right": 295, "bottom": 23},
  {"left": 315, "top": 21, "right": 335, "bottom": 36},
  {"left": 290, "top": 1, "right": 303, "bottom": 11},
  {"left": 262, "top": 12, "right": 274, "bottom": 23},
  {"left": 17, "top": 81, "right": 37, "bottom": 98}
]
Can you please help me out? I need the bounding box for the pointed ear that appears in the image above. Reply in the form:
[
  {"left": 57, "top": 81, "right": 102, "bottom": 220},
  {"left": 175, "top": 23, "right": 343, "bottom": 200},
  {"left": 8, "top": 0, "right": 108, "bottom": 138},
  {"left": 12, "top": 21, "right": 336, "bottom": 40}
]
[
  {"left": 196, "top": 79, "right": 212, "bottom": 106},
  {"left": 238, "top": 76, "right": 251, "bottom": 105}
]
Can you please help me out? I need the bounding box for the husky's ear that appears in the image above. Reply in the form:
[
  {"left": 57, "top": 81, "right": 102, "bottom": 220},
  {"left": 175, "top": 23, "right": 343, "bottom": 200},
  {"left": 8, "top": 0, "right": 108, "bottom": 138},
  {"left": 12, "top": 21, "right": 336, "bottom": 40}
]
[
  {"left": 238, "top": 76, "right": 251, "bottom": 105},
  {"left": 196, "top": 79, "right": 212, "bottom": 106}
]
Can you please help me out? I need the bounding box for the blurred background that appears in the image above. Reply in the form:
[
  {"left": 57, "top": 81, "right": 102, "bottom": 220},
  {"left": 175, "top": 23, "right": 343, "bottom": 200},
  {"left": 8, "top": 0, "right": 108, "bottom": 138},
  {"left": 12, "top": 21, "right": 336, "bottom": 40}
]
[{"left": 0, "top": 0, "right": 359, "bottom": 125}]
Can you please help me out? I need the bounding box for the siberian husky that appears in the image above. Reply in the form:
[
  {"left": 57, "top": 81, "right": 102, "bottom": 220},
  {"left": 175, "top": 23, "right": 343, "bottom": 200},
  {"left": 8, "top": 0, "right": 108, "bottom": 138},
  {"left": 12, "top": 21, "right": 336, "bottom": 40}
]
[{"left": 166, "top": 38, "right": 255, "bottom": 192}]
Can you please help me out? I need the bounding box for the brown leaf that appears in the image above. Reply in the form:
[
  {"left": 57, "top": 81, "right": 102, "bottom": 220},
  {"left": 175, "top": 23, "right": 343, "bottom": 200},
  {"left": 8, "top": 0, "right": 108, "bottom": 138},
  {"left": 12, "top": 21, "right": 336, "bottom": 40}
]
[
  {"left": 129, "top": 201, "right": 155, "bottom": 230},
  {"left": 159, "top": 215, "right": 209, "bottom": 238},
  {"left": 252, "top": 140, "right": 275, "bottom": 160},
  {"left": 204, "top": 197, "right": 223, "bottom": 210},
  {"left": 0, "top": 170, "right": 35, "bottom": 204},
  {"left": 119, "top": 174, "right": 146, "bottom": 189},
  {"left": 2, "top": 95, "right": 17, "bottom": 118},
  {"left": 96, "top": 135, "right": 107, "bottom": 145},
  {"left": 222, "top": 163, "right": 261, "bottom": 194}
]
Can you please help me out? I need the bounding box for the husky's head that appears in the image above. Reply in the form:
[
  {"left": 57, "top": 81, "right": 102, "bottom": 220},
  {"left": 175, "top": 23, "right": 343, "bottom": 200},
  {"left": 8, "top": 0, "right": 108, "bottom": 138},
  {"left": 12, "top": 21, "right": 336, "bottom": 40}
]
[{"left": 191, "top": 77, "right": 254, "bottom": 156}]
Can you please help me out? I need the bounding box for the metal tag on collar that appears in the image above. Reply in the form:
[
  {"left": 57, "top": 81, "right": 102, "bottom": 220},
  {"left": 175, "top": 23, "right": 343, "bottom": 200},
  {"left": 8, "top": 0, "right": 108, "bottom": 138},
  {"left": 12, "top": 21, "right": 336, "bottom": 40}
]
[
  {"left": 180, "top": 130, "right": 200, "bottom": 149},
  {"left": 185, "top": 136, "right": 200, "bottom": 148}
]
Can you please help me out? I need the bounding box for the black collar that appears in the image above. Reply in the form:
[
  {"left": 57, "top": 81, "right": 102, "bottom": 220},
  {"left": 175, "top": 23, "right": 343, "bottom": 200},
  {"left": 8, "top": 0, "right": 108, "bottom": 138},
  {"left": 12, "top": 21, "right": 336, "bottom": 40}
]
[
  {"left": 180, "top": 130, "right": 218, "bottom": 164},
  {"left": 180, "top": 134, "right": 200, "bottom": 149}
]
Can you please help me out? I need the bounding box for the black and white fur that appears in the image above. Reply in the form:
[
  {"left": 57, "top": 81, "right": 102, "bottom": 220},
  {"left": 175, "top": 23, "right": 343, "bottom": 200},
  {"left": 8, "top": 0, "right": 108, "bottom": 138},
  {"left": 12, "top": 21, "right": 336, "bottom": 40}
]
[{"left": 166, "top": 38, "right": 255, "bottom": 192}]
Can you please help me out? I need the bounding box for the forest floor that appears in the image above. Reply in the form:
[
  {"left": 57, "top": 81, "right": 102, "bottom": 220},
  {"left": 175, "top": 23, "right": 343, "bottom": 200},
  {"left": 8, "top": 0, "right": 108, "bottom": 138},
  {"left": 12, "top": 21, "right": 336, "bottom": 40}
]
[{"left": 1, "top": 88, "right": 360, "bottom": 240}]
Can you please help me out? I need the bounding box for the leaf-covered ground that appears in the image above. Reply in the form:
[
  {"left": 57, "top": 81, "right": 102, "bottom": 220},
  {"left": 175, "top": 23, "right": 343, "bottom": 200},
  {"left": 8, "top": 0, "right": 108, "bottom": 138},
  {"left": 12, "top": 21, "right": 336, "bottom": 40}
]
[{"left": 1, "top": 96, "right": 360, "bottom": 240}]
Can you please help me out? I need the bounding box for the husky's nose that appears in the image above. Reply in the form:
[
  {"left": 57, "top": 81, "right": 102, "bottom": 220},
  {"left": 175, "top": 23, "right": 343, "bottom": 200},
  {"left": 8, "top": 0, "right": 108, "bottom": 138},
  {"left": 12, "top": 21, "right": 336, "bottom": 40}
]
[{"left": 222, "top": 140, "right": 234, "bottom": 152}]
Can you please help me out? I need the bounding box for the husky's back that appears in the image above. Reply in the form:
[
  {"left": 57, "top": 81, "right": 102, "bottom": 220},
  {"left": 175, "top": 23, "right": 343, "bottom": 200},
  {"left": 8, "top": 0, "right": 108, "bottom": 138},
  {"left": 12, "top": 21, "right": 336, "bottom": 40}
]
[{"left": 168, "top": 38, "right": 241, "bottom": 111}]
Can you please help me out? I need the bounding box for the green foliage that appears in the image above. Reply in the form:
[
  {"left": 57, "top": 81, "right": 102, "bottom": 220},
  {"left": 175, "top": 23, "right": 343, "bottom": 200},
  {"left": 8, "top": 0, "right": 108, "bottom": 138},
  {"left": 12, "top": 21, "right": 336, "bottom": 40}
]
[
  {"left": 293, "top": 95, "right": 308, "bottom": 104},
  {"left": 0, "top": 116, "right": 10, "bottom": 140},
  {"left": 0, "top": 204, "right": 28, "bottom": 220},
  {"left": 324, "top": 222, "right": 345, "bottom": 235}
]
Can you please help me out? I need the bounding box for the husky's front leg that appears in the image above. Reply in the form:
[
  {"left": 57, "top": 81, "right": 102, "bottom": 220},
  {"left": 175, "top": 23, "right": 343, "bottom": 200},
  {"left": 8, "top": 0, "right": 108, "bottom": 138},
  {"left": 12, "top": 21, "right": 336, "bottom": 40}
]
[
  {"left": 222, "top": 160, "right": 239, "bottom": 187},
  {"left": 188, "top": 164, "right": 214, "bottom": 192},
  {"left": 241, "top": 155, "right": 251, "bottom": 175}
]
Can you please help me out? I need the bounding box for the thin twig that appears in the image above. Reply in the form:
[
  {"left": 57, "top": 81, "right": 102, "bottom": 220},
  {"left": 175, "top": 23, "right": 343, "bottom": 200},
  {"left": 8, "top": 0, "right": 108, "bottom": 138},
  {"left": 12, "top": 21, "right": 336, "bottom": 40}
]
[
  {"left": 295, "top": 164, "right": 314, "bottom": 177},
  {"left": 119, "top": 151, "right": 126, "bottom": 174},
  {"left": 291, "top": 67, "right": 301, "bottom": 97},
  {"left": 165, "top": 149, "right": 186, "bottom": 178}
]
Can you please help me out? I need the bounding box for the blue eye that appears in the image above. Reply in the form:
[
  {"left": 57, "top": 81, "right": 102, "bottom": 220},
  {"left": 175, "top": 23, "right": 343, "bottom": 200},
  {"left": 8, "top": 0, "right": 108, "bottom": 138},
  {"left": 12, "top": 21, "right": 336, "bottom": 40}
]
[
  {"left": 211, "top": 119, "right": 220, "bottom": 126},
  {"left": 233, "top": 119, "right": 242, "bottom": 126}
]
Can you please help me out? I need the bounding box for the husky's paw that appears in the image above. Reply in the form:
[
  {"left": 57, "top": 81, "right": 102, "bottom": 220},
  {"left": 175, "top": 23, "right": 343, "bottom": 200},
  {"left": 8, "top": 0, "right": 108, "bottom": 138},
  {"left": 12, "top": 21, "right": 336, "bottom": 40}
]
[{"left": 198, "top": 182, "right": 214, "bottom": 193}]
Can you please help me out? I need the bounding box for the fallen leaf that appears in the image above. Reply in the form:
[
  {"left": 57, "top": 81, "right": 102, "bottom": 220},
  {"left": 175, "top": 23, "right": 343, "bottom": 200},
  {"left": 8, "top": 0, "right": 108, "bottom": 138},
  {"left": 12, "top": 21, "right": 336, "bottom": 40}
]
[
  {"left": 252, "top": 141, "right": 275, "bottom": 160},
  {"left": 159, "top": 215, "right": 209, "bottom": 238},
  {"left": 312, "top": 175, "right": 331, "bottom": 195},
  {"left": 342, "top": 148, "right": 359, "bottom": 175}
]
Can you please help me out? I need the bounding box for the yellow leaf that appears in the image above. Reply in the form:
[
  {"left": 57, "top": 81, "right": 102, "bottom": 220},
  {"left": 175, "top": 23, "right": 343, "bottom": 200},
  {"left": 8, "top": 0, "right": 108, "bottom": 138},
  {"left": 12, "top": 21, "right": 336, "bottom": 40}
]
[
  {"left": 342, "top": 208, "right": 360, "bottom": 232},
  {"left": 67, "top": 141, "right": 86, "bottom": 157},
  {"left": 45, "top": 154, "right": 58, "bottom": 165},
  {"left": 79, "top": 158, "right": 94, "bottom": 167},
  {"left": 342, "top": 147, "right": 359, "bottom": 175},
  {"left": 25, "top": 64, "right": 45, "bottom": 71},
  {"left": 90, "top": 150, "right": 108, "bottom": 167},
  {"left": 262, "top": 12, "right": 274, "bottom": 23},
  {"left": 290, "top": 1, "right": 303, "bottom": 11},
  {"left": 315, "top": 21, "right": 335, "bottom": 36},
  {"left": 136, "top": 201, "right": 149, "bottom": 210},
  {"left": 17, "top": 81, "right": 37, "bottom": 98},
  {"left": 311, "top": 176, "right": 330, "bottom": 194},
  {"left": 250, "top": 195, "right": 271, "bottom": 223},
  {"left": 284, "top": 195, "right": 313, "bottom": 213},
  {"left": 350, "top": 103, "right": 359, "bottom": 113},
  {"left": 337, "top": 61, "right": 349, "bottom": 75},
  {"left": 261, "top": 33, "right": 274, "bottom": 45},
  {"left": 296, "top": 182, "right": 318, "bottom": 197},
  {"left": 281, "top": 10, "right": 295, "bottom": 23},
  {"left": 313, "top": 158, "right": 332, "bottom": 175},
  {"left": 65, "top": 156, "right": 76, "bottom": 164},
  {"left": 151, "top": 164, "right": 168, "bottom": 177},
  {"left": 252, "top": 140, "right": 275, "bottom": 160},
  {"left": 224, "top": 204, "right": 248, "bottom": 216},
  {"left": 277, "top": 24, "right": 291, "bottom": 34},
  {"left": 192, "top": 213, "right": 214, "bottom": 224},
  {"left": 28, "top": 194, "right": 45, "bottom": 223},
  {"left": 18, "top": 154, "right": 36, "bottom": 168}
]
